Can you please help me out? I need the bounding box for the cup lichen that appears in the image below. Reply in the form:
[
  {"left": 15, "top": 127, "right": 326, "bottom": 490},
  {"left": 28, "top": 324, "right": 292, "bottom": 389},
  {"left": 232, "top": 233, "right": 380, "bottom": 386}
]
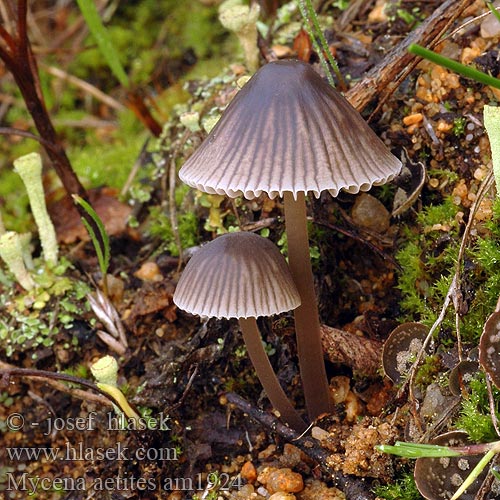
[
  {"left": 13, "top": 152, "right": 58, "bottom": 266},
  {"left": 219, "top": 0, "right": 260, "bottom": 72},
  {"left": 0, "top": 231, "right": 35, "bottom": 291}
]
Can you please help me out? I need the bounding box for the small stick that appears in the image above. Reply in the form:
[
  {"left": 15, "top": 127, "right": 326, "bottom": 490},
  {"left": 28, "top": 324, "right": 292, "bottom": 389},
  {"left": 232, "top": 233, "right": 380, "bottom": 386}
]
[
  {"left": 0, "top": 362, "right": 114, "bottom": 408},
  {"left": 224, "top": 392, "right": 375, "bottom": 500},
  {"left": 346, "top": 0, "right": 475, "bottom": 114}
]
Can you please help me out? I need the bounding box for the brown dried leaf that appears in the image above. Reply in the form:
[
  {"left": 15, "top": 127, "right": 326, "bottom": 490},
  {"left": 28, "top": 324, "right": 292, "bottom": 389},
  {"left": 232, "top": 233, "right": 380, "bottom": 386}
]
[
  {"left": 48, "top": 187, "right": 132, "bottom": 244},
  {"left": 125, "top": 281, "right": 176, "bottom": 334},
  {"left": 293, "top": 29, "right": 312, "bottom": 63}
]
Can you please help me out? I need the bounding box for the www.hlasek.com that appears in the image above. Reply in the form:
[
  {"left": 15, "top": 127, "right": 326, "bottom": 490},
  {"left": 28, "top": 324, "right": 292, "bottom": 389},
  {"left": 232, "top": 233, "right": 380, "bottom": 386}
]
[
  {"left": 6, "top": 441, "right": 179, "bottom": 462},
  {"left": 6, "top": 472, "right": 243, "bottom": 495}
]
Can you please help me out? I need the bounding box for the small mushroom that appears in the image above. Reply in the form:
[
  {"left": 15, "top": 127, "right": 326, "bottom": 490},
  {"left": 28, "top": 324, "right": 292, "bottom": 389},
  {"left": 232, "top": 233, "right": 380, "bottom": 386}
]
[
  {"left": 449, "top": 360, "right": 478, "bottom": 397},
  {"left": 179, "top": 60, "right": 402, "bottom": 420},
  {"left": 173, "top": 231, "right": 306, "bottom": 431},
  {"left": 382, "top": 322, "right": 431, "bottom": 384},
  {"left": 479, "top": 310, "right": 500, "bottom": 388},
  {"left": 414, "top": 431, "right": 487, "bottom": 500}
]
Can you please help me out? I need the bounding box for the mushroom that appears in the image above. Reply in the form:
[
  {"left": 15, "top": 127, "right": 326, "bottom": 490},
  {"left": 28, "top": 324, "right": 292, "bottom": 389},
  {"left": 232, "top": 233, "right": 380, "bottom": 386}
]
[
  {"left": 414, "top": 431, "right": 488, "bottom": 500},
  {"left": 382, "top": 322, "right": 431, "bottom": 385},
  {"left": 179, "top": 60, "right": 402, "bottom": 420},
  {"left": 479, "top": 309, "right": 500, "bottom": 389},
  {"left": 173, "top": 231, "right": 306, "bottom": 431}
]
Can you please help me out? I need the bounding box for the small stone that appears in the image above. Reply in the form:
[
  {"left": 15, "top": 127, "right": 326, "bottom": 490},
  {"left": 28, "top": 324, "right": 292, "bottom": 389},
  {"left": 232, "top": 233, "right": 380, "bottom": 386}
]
[
  {"left": 268, "top": 493, "right": 296, "bottom": 500},
  {"left": 134, "top": 261, "right": 162, "bottom": 282},
  {"left": 311, "top": 426, "right": 329, "bottom": 441},
  {"left": 266, "top": 468, "right": 304, "bottom": 494},
  {"left": 403, "top": 113, "right": 423, "bottom": 126},
  {"left": 297, "top": 480, "right": 346, "bottom": 499},
  {"left": 241, "top": 461, "right": 257, "bottom": 483},
  {"left": 351, "top": 193, "right": 390, "bottom": 233},
  {"left": 258, "top": 444, "right": 276, "bottom": 460},
  {"left": 481, "top": 2, "right": 500, "bottom": 38},
  {"left": 280, "top": 444, "right": 303, "bottom": 469},
  {"left": 106, "top": 274, "right": 125, "bottom": 302}
]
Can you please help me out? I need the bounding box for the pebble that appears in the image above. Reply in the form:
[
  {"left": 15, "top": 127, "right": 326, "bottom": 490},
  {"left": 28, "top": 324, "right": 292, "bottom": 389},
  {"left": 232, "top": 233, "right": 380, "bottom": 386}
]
[
  {"left": 279, "top": 444, "right": 303, "bottom": 469},
  {"left": 403, "top": 113, "right": 423, "bottom": 126},
  {"left": 258, "top": 467, "right": 304, "bottom": 494},
  {"left": 351, "top": 193, "right": 390, "bottom": 233},
  {"left": 297, "top": 480, "right": 346, "bottom": 499},
  {"left": 241, "top": 460, "right": 257, "bottom": 483},
  {"left": 134, "top": 261, "right": 162, "bottom": 282},
  {"left": 268, "top": 493, "right": 296, "bottom": 500},
  {"left": 481, "top": 2, "right": 500, "bottom": 38}
]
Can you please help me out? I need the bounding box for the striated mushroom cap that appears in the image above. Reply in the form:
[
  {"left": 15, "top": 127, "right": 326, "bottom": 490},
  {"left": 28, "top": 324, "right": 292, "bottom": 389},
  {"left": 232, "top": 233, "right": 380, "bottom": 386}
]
[
  {"left": 180, "top": 60, "right": 402, "bottom": 200},
  {"left": 173, "top": 232, "right": 300, "bottom": 319}
]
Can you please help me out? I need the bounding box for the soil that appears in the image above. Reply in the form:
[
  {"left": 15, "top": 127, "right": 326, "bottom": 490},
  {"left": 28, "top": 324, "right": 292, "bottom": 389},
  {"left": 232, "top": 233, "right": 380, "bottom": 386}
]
[{"left": 1, "top": 1, "right": 500, "bottom": 499}]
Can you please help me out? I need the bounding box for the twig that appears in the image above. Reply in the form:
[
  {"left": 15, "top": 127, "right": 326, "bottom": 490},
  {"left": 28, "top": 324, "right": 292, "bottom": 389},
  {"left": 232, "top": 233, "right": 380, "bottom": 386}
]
[
  {"left": 41, "top": 63, "right": 125, "bottom": 111},
  {"left": 313, "top": 218, "right": 400, "bottom": 270},
  {"left": 320, "top": 324, "right": 382, "bottom": 378},
  {"left": 225, "top": 392, "right": 376, "bottom": 500},
  {"left": 164, "top": 364, "right": 199, "bottom": 413},
  {"left": 346, "top": 0, "right": 475, "bottom": 114},
  {"left": 0, "top": 361, "right": 113, "bottom": 408}
]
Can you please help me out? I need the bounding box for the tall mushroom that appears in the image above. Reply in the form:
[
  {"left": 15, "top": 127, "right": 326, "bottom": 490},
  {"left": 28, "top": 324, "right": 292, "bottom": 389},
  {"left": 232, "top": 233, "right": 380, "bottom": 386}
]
[
  {"left": 179, "top": 60, "right": 402, "bottom": 420},
  {"left": 173, "top": 231, "right": 306, "bottom": 431}
]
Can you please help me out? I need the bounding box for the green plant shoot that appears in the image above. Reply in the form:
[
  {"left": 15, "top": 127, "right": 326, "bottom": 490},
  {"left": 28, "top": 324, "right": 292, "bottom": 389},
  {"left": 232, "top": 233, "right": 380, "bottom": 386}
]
[
  {"left": 408, "top": 43, "right": 500, "bottom": 90},
  {"left": 379, "top": 440, "right": 500, "bottom": 500},
  {"left": 486, "top": 1, "right": 500, "bottom": 24},
  {"left": 377, "top": 442, "right": 461, "bottom": 458},
  {"left": 297, "top": 0, "right": 344, "bottom": 88},
  {"left": 484, "top": 105, "right": 500, "bottom": 195},
  {"left": 76, "top": 0, "right": 130, "bottom": 87},
  {"left": 72, "top": 195, "right": 110, "bottom": 297}
]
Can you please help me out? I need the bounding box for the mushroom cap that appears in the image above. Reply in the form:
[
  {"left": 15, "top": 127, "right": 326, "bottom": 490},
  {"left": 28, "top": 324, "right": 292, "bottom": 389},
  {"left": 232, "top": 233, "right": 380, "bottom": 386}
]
[
  {"left": 414, "top": 431, "right": 487, "bottom": 500},
  {"left": 173, "top": 232, "right": 300, "bottom": 319},
  {"left": 179, "top": 60, "right": 402, "bottom": 200}
]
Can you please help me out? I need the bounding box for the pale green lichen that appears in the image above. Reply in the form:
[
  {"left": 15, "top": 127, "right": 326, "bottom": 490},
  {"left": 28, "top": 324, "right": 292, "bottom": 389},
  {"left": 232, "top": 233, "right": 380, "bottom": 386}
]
[
  {"left": 0, "top": 231, "right": 35, "bottom": 291},
  {"left": 91, "top": 355, "right": 119, "bottom": 386},
  {"left": 13, "top": 153, "right": 58, "bottom": 265},
  {"left": 219, "top": 0, "right": 260, "bottom": 71}
]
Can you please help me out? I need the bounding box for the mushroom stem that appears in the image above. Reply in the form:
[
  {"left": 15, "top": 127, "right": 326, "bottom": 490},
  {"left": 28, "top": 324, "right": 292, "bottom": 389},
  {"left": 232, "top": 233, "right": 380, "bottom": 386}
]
[
  {"left": 283, "top": 191, "right": 333, "bottom": 420},
  {"left": 239, "top": 317, "right": 306, "bottom": 432}
]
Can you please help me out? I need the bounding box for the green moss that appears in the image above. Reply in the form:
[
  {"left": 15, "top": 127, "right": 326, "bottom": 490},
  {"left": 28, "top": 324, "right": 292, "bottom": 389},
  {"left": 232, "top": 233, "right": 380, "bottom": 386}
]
[
  {"left": 0, "top": 258, "right": 91, "bottom": 357},
  {"left": 414, "top": 353, "right": 441, "bottom": 388},
  {"left": 455, "top": 373, "right": 499, "bottom": 442},
  {"left": 395, "top": 198, "right": 460, "bottom": 325},
  {"left": 373, "top": 470, "right": 421, "bottom": 500},
  {"left": 146, "top": 205, "right": 200, "bottom": 257}
]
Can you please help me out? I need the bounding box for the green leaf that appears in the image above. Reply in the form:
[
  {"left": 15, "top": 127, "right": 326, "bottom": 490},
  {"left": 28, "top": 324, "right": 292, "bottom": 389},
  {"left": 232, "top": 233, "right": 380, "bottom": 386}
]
[
  {"left": 72, "top": 195, "right": 110, "bottom": 280},
  {"left": 76, "top": 0, "right": 130, "bottom": 87},
  {"left": 377, "top": 442, "right": 461, "bottom": 458},
  {"left": 408, "top": 43, "right": 500, "bottom": 90}
]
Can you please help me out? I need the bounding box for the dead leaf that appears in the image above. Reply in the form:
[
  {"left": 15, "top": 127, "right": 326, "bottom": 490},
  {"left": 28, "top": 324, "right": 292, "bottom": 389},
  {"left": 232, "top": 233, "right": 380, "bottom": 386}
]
[{"left": 48, "top": 187, "right": 132, "bottom": 244}]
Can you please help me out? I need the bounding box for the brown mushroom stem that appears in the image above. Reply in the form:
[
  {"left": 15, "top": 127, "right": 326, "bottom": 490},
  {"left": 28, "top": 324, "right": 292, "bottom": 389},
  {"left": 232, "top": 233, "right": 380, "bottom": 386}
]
[
  {"left": 239, "top": 317, "right": 307, "bottom": 432},
  {"left": 284, "top": 191, "right": 333, "bottom": 420}
]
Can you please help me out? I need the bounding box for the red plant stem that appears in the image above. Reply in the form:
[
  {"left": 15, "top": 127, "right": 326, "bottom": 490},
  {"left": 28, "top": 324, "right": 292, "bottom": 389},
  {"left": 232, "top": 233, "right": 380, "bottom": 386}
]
[
  {"left": 284, "top": 191, "right": 333, "bottom": 420},
  {"left": 126, "top": 90, "right": 163, "bottom": 137},
  {"left": 0, "top": 2, "right": 107, "bottom": 254}
]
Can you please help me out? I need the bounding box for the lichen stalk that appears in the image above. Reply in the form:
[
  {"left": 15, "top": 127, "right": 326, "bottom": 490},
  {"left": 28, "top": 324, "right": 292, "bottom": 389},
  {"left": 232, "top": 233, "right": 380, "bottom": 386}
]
[
  {"left": 13, "top": 152, "right": 58, "bottom": 265},
  {"left": 239, "top": 316, "right": 306, "bottom": 432},
  {"left": 0, "top": 231, "right": 35, "bottom": 291},
  {"left": 283, "top": 191, "right": 333, "bottom": 420}
]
